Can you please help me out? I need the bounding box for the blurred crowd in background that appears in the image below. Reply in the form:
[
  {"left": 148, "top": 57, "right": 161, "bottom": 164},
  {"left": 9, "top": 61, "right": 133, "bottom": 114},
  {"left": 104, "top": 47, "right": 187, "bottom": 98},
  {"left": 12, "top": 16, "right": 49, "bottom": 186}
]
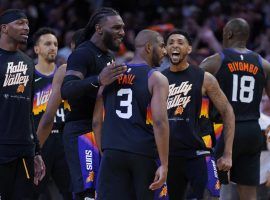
[
  {"left": 1, "top": 0, "right": 270, "bottom": 67},
  {"left": 2, "top": 0, "right": 270, "bottom": 199}
]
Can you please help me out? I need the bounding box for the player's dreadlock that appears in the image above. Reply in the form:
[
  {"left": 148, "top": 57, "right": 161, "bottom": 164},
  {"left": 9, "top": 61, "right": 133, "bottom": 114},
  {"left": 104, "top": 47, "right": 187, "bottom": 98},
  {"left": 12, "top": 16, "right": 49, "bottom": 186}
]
[{"left": 77, "top": 7, "right": 119, "bottom": 45}]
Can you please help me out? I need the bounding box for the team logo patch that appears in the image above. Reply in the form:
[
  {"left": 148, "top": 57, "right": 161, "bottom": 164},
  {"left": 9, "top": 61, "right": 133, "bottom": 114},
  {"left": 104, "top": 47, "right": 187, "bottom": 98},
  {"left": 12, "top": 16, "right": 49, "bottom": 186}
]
[
  {"left": 16, "top": 84, "right": 25, "bottom": 93},
  {"left": 78, "top": 132, "right": 100, "bottom": 190}
]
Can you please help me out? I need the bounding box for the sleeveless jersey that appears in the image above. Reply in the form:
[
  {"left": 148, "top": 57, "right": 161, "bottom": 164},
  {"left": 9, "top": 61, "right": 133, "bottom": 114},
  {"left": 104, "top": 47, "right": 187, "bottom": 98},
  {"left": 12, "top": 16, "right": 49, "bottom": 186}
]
[
  {"left": 162, "top": 66, "right": 206, "bottom": 158},
  {"left": 33, "top": 68, "right": 70, "bottom": 134},
  {"left": 102, "top": 63, "right": 156, "bottom": 157},
  {"left": 215, "top": 48, "right": 266, "bottom": 121}
]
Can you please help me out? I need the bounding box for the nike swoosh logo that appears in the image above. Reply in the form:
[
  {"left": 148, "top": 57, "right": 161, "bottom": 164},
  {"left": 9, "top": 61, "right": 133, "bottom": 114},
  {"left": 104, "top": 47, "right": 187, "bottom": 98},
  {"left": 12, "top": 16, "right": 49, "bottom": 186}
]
[
  {"left": 35, "top": 77, "right": 42, "bottom": 82},
  {"left": 97, "top": 54, "right": 102, "bottom": 58},
  {"left": 91, "top": 83, "right": 98, "bottom": 88}
]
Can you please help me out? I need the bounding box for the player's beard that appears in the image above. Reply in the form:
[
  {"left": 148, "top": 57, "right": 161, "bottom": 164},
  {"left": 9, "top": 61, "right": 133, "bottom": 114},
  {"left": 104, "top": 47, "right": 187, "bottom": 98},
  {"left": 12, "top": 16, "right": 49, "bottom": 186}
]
[
  {"left": 169, "top": 53, "right": 186, "bottom": 65},
  {"left": 46, "top": 54, "right": 56, "bottom": 63},
  {"left": 169, "top": 57, "right": 182, "bottom": 65},
  {"left": 103, "top": 31, "right": 120, "bottom": 52},
  {"left": 152, "top": 48, "right": 161, "bottom": 67}
]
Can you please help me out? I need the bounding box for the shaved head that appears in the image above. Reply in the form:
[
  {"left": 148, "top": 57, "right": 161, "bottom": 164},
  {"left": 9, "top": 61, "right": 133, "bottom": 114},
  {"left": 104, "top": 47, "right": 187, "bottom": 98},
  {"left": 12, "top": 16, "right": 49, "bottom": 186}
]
[
  {"left": 131, "top": 29, "right": 166, "bottom": 67},
  {"left": 134, "top": 29, "right": 161, "bottom": 48},
  {"left": 224, "top": 18, "right": 250, "bottom": 42}
]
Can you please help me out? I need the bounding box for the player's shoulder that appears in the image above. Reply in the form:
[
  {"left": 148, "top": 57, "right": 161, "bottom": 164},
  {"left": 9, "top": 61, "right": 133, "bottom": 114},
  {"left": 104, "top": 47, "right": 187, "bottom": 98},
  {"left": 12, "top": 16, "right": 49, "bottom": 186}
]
[
  {"left": 200, "top": 53, "right": 221, "bottom": 75},
  {"left": 17, "top": 50, "right": 35, "bottom": 66},
  {"left": 200, "top": 53, "right": 221, "bottom": 64},
  {"left": 68, "top": 42, "right": 95, "bottom": 62},
  {"left": 149, "top": 70, "right": 169, "bottom": 86},
  {"left": 17, "top": 50, "right": 32, "bottom": 60}
]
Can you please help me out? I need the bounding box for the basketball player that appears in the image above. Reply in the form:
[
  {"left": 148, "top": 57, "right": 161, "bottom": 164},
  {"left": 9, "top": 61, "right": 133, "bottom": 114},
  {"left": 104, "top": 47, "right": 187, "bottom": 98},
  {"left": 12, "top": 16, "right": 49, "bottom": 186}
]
[{"left": 200, "top": 18, "right": 270, "bottom": 200}]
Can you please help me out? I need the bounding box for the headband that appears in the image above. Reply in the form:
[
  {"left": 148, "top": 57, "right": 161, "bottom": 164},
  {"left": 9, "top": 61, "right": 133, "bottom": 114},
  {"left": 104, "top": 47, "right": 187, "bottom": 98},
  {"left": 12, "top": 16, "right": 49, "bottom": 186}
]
[{"left": 0, "top": 10, "right": 27, "bottom": 25}]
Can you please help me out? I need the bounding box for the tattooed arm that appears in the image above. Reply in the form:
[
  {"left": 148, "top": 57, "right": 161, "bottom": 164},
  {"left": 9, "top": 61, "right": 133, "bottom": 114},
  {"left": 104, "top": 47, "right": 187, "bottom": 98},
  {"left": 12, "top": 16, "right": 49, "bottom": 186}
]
[{"left": 202, "top": 72, "right": 235, "bottom": 171}]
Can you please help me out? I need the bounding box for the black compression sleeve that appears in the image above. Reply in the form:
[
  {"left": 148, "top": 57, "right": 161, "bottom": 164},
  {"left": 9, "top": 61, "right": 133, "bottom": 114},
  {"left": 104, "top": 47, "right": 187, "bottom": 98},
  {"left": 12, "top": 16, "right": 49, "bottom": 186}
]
[
  {"left": 31, "top": 113, "right": 41, "bottom": 155},
  {"left": 61, "top": 75, "right": 100, "bottom": 100},
  {"left": 31, "top": 72, "right": 41, "bottom": 155}
]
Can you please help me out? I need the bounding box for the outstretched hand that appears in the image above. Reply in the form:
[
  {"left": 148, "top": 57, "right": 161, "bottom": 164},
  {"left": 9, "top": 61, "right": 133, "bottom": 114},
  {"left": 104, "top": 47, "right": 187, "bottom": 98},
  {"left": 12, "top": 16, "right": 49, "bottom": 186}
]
[
  {"left": 99, "top": 63, "right": 127, "bottom": 86},
  {"left": 149, "top": 165, "right": 168, "bottom": 191}
]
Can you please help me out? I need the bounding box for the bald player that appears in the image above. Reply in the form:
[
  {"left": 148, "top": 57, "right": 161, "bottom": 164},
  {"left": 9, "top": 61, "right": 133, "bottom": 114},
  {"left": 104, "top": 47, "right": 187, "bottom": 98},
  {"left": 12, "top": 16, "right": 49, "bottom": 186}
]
[
  {"left": 93, "top": 29, "right": 169, "bottom": 200},
  {"left": 200, "top": 18, "right": 270, "bottom": 200}
]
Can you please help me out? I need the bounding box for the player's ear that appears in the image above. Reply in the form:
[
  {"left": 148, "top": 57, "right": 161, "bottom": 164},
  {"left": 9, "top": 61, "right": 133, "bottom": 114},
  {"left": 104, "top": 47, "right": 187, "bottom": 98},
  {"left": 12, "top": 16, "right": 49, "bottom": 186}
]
[
  {"left": 145, "top": 42, "right": 152, "bottom": 54},
  {"left": 95, "top": 24, "right": 103, "bottom": 35},
  {"left": 0, "top": 24, "right": 8, "bottom": 34},
  {"left": 187, "top": 45, "right": 192, "bottom": 54},
  {"left": 227, "top": 30, "right": 233, "bottom": 39},
  {"left": 34, "top": 45, "right": 39, "bottom": 54}
]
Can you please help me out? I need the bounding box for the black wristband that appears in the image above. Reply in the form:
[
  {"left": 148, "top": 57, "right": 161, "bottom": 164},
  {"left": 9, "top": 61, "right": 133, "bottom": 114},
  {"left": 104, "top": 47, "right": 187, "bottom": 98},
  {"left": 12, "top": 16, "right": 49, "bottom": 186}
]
[
  {"left": 35, "top": 143, "right": 41, "bottom": 155},
  {"left": 90, "top": 75, "right": 100, "bottom": 88}
]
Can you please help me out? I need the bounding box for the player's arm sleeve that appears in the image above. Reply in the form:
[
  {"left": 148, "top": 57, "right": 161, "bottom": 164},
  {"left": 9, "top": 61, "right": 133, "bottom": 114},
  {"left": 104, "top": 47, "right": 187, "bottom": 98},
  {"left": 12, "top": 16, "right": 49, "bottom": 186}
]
[
  {"left": 61, "top": 49, "right": 100, "bottom": 100},
  {"left": 31, "top": 67, "right": 41, "bottom": 155},
  {"left": 31, "top": 113, "right": 41, "bottom": 155}
]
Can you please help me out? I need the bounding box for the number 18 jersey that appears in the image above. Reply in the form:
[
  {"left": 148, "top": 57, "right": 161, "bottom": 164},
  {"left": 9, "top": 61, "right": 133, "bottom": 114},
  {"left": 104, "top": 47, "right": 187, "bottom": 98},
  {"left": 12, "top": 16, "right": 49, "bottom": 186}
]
[
  {"left": 102, "top": 63, "right": 157, "bottom": 158},
  {"left": 216, "top": 48, "right": 266, "bottom": 121}
]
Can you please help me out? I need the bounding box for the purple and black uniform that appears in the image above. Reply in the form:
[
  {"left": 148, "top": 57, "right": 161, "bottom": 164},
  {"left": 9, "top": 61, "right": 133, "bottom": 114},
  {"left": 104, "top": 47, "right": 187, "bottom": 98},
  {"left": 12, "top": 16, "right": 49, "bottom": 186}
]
[
  {"left": 61, "top": 40, "right": 113, "bottom": 196},
  {"left": 162, "top": 65, "right": 215, "bottom": 199},
  {"left": 98, "top": 63, "right": 168, "bottom": 200},
  {"left": 214, "top": 48, "right": 266, "bottom": 186},
  {"left": 33, "top": 68, "right": 71, "bottom": 198}
]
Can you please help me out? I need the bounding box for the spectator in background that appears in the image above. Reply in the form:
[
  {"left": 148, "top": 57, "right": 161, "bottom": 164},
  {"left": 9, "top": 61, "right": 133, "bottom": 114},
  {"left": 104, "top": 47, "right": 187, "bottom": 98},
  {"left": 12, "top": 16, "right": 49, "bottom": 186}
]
[
  {"left": 258, "top": 93, "right": 270, "bottom": 199},
  {"left": 57, "top": 30, "right": 74, "bottom": 65}
]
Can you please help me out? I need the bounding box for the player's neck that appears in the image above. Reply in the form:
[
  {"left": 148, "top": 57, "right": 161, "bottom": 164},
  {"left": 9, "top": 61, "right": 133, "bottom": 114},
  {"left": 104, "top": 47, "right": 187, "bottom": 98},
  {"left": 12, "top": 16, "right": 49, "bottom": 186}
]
[
  {"left": 170, "top": 61, "right": 189, "bottom": 72},
  {"left": 226, "top": 41, "right": 247, "bottom": 51},
  {"left": 0, "top": 37, "right": 18, "bottom": 52},
  {"left": 91, "top": 35, "right": 108, "bottom": 52},
  {"left": 129, "top": 54, "right": 149, "bottom": 66},
  {"left": 35, "top": 59, "right": 56, "bottom": 76}
]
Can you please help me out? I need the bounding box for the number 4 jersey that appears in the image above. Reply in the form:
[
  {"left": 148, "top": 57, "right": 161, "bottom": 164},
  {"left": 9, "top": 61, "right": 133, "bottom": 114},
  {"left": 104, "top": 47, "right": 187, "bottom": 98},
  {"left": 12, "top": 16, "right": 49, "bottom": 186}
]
[
  {"left": 102, "top": 63, "right": 157, "bottom": 158},
  {"left": 33, "top": 68, "right": 70, "bottom": 133},
  {"left": 215, "top": 48, "right": 266, "bottom": 121}
]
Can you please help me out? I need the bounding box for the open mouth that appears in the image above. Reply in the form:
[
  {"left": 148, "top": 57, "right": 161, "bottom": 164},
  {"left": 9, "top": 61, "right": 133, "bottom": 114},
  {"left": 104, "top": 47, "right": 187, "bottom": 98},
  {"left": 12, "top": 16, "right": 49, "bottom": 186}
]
[{"left": 171, "top": 52, "right": 180, "bottom": 60}]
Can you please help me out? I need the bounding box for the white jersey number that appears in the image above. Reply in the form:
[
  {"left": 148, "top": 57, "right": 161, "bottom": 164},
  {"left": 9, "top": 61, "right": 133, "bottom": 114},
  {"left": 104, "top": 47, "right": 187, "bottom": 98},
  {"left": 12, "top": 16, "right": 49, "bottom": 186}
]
[
  {"left": 232, "top": 74, "right": 255, "bottom": 103},
  {"left": 116, "top": 88, "right": 133, "bottom": 119}
]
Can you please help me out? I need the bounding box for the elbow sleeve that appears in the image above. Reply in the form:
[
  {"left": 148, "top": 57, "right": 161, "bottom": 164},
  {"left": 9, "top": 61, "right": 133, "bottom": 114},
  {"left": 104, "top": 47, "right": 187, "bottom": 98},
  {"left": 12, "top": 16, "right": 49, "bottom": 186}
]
[{"left": 61, "top": 75, "right": 100, "bottom": 100}]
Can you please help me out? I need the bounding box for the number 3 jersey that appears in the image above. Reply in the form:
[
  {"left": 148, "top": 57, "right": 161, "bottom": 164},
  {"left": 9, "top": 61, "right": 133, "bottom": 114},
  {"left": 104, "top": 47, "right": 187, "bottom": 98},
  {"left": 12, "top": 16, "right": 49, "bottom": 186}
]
[
  {"left": 102, "top": 64, "right": 156, "bottom": 158},
  {"left": 33, "top": 69, "right": 69, "bottom": 134},
  {"left": 216, "top": 48, "right": 266, "bottom": 121}
]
